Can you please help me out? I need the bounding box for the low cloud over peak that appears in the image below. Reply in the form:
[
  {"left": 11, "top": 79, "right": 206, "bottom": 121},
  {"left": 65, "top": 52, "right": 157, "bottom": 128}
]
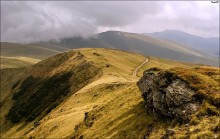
[{"left": 1, "top": 1, "right": 219, "bottom": 43}]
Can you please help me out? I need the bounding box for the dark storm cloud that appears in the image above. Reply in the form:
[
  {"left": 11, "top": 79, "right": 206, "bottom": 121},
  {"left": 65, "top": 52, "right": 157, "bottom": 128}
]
[{"left": 1, "top": 1, "right": 219, "bottom": 43}]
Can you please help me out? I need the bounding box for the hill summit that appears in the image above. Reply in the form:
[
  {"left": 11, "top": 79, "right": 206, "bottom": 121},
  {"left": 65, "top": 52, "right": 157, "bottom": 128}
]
[{"left": 1, "top": 48, "right": 219, "bottom": 138}]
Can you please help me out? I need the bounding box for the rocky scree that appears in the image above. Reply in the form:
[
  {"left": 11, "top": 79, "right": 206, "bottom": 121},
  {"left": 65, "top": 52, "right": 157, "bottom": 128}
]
[{"left": 137, "top": 68, "right": 201, "bottom": 122}]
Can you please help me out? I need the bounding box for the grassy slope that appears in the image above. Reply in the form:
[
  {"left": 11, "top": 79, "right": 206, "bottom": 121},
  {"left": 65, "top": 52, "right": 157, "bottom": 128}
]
[
  {"left": 0, "top": 48, "right": 145, "bottom": 138},
  {"left": 0, "top": 67, "right": 27, "bottom": 129},
  {"left": 170, "top": 66, "right": 220, "bottom": 107},
  {"left": 1, "top": 48, "right": 219, "bottom": 138},
  {"left": 147, "top": 66, "right": 220, "bottom": 139},
  {"left": 1, "top": 56, "right": 40, "bottom": 69},
  {"left": 1, "top": 42, "right": 69, "bottom": 69},
  {"left": 1, "top": 42, "right": 62, "bottom": 59},
  {"left": 137, "top": 56, "right": 195, "bottom": 77},
  {"left": 138, "top": 62, "right": 220, "bottom": 138},
  {"left": 121, "top": 32, "right": 219, "bottom": 67},
  {"left": 145, "top": 30, "right": 219, "bottom": 57},
  {"left": 49, "top": 31, "right": 219, "bottom": 66}
]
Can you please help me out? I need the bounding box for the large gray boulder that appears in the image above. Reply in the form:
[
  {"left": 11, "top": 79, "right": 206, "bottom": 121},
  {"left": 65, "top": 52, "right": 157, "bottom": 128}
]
[{"left": 137, "top": 68, "right": 200, "bottom": 122}]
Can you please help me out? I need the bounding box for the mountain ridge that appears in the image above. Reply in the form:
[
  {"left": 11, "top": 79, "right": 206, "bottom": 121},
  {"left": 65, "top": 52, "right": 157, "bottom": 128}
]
[
  {"left": 1, "top": 48, "right": 219, "bottom": 138},
  {"left": 145, "top": 30, "right": 219, "bottom": 57},
  {"left": 0, "top": 31, "right": 219, "bottom": 138},
  {"left": 35, "top": 31, "right": 219, "bottom": 67}
]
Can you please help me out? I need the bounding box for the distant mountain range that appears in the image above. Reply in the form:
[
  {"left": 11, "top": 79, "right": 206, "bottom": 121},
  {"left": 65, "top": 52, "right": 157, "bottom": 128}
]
[
  {"left": 144, "top": 30, "right": 219, "bottom": 57},
  {"left": 1, "top": 31, "right": 219, "bottom": 138},
  {"left": 36, "top": 31, "right": 219, "bottom": 66}
]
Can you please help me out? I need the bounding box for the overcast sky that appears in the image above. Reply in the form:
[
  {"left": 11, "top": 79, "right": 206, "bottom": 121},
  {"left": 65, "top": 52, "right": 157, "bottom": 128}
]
[{"left": 1, "top": 1, "right": 219, "bottom": 43}]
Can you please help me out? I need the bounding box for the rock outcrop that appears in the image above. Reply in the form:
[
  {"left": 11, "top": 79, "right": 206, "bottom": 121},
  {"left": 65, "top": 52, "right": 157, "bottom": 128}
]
[{"left": 137, "top": 68, "right": 200, "bottom": 122}]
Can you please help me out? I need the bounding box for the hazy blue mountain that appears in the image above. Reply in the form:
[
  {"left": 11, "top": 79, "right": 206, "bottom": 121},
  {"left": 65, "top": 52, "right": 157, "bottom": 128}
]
[
  {"left": 36, "top": 31, "right": 219, "bottom": 66},
  {"left": 145, "top": 30, "right": 219, "bottom": 57}
]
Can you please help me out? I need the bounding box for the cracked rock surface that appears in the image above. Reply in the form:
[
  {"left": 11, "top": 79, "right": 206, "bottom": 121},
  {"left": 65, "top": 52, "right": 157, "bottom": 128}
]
[{"left": 137, "top": 68, "right": 200, "bottom": 122}]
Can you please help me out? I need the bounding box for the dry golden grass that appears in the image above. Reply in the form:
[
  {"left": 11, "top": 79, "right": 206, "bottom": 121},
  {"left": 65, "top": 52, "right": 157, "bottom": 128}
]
[
  {"left": 0, "top": 56, "right": 40, "bottom": 69},
  {"left": 169, "top": 67, "right": 220, "bottom": 107},
  {"left": 1, "top": 48, "right": 219, "bottom": 139},
  {"left": 1, "top": 42, "right": 61, "bottom": 60},
  {"left": 1, "top": 48, "right": 147, "bottom": 138},
  {"left": 137, "top": 56, "right": 193, "bottom": 77}
]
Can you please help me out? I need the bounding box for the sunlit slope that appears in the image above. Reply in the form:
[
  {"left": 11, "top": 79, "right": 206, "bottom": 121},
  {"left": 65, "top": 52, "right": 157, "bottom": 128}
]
[
  {"left": 0, "top": 42, "right": 68, "bottom": 68},
  {"left": 1, "top": 48, "right": 149, "bottom": 138},
  {"left": 3, "top": 48, "right": 216, "bottom": 139},
  {"left": 137, "top": 56, "right": 195, "bottom": 77},
  {"left": 145, "top": 30, "right": 219, "bottom": 57},
  {"left": 44, "top": 31, "right": 219, "bottom": 66},
  {"left": 1, "top": 42, "right": 64, "bottom": 59},
  {"left": 0, "top": 50, "right": 102, "bottom": 137},
  {"left": 0, "top": 56, "right": 40, "bottom": 69}
]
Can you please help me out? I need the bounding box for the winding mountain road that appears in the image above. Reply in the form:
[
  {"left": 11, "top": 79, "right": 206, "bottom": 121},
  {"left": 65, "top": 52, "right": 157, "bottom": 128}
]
[{"left": 133, "top": 57, "right": 149, "bottom": 77}]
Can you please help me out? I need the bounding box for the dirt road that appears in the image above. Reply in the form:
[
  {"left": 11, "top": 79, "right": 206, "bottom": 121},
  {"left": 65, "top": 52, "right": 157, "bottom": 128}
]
[{"left": 133, "top": 57, "right": 148, "bottom": 77}]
